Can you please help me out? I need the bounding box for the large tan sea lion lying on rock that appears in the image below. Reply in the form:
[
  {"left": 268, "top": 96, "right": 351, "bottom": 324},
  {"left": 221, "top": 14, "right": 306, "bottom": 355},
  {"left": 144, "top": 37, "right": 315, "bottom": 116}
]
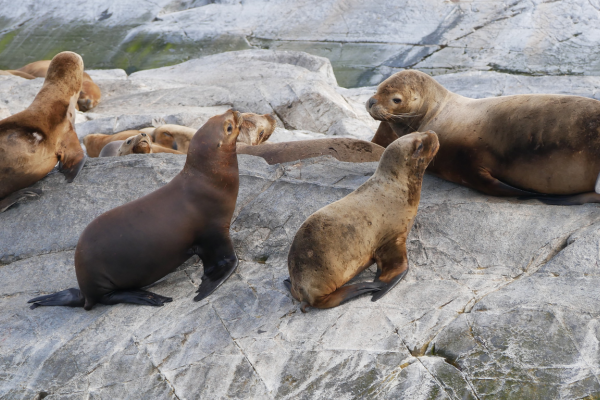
[
  {"left": 285, "top": 131, "right": 439, "bottom": 312},
  {"left": 0, "top": 52, "right": 86, "bottom": 213},
  {"left": 28, "top": 110, "right": 244, "bottom": 310},
  {"left": 238, "top": 138, "right": 384, "bottom": 164},
  {"left": 17, "top": 60, "right": 101, "bottom": 111},
  {"left": 369, "top": 70, "right": 600, "bottom": 205}
]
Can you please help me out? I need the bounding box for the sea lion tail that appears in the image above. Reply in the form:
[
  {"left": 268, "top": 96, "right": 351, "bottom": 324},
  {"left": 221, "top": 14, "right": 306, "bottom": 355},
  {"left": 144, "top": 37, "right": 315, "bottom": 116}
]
[{"left": 27, "top": 288, "right": 85, "bottom": 309}]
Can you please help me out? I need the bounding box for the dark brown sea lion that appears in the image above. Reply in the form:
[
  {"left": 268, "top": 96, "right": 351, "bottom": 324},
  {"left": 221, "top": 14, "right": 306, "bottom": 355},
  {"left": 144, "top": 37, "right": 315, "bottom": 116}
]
[
  {"left": 28, "top": 110, "right": 244, "bottom": 310},
  {"left": 238, "top": 138, "right": 384, "bottom": 165},
  {"left": 0, "top": 52, "right": 86, "bottom": 213},
  {"left": 367, "top": 70, "right": 600, "bottom": 205},
  {"left": 285, "top": 131, "right": 439, "bottom": 312},
  {"left": 153, "top": 113, "right": 276, "bottom": 153},
  {"left": 18, "top": 60, "right": 101, "bottom": 111}
]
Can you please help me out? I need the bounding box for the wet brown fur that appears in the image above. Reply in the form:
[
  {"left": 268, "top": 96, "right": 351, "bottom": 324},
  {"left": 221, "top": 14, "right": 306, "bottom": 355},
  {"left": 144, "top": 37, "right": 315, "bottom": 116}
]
[
  {"left": 238, "top": 138, "right": 384, "bottom": 164},
  {"left": 368, "top": 70, "right": 600, "bottom": 197},
  {"left": 74, "top": 110, "right": 243, "bottom": 309},
  {"left": 287, "top": 131, "right": 439, "bottom": 310},
  {"left": 0, "top": 52, "right": 85, "bottom": 202}
]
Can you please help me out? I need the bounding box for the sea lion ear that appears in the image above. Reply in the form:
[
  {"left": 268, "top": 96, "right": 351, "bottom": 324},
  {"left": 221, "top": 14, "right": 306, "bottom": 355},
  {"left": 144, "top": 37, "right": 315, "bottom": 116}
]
[
  {"left": 233, "top": 111, "right": 244, "bottom": 128},
  {"left": 412, "top": 140, "right": 424, "bottom": 159}
]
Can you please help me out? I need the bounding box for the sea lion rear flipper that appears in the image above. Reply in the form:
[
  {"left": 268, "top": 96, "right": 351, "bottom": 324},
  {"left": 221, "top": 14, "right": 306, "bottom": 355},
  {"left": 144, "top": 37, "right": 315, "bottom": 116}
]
[
  {"left": 27, "top": 288, "right": 84, "bottom": 309},
  {"left": 59, "top": 154, "right": 87, "bottom": 182},
  {"left": 312, "top": 282, "right": 386, "bottom": 309},
  {"left": 595, "top": 173, "right": 600, "bottom": 194},
  {"left": 371, "top": 267, "right": 410, "bottom": 302},
  {"left": 0, "top": 188, "right": 43, "bottom": 213},
  {"left": 99, "top": 289, "right": 173, "bottom": 306},
  {"left": 194, "top": 256, "right": 239, "bottom": 302},
  {"left": 520, "top": 192, "right": 600, "bottom": 206}
]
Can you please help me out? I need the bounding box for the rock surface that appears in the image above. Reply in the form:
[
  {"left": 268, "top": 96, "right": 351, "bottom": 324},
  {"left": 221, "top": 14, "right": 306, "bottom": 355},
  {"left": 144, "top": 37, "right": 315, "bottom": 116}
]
[
  {"left": 3, "top": 0, "right": 600, "bottom": 87},
  {"left": 3, "top": 49, "right": 600, "bottom": 399},
  {"left": 2, "top": 152, "right": 600, "bottom": 400}
]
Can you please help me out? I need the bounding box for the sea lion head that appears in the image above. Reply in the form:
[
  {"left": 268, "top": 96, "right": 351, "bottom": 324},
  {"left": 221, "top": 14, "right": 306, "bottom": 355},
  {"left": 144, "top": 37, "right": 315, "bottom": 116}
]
[
  {"left": 186, "top": 109, "right": 244, "bottom": 169},
  {"left": 45, "top": 52, "right": 84, "bottom": 97},
  {"left": 117, "top": 133, "right": 153, "bottom": 156},
  {"left": 77, "top": 73, "right": 101, "bottom": 111},
  {"left": 367, "top": 70, "right": 443, "bottom": 126},
  {"left": 239, "top": 113, "right": 277, "bottom": 145},
  {"left": 377, "top": 130, "right": 439, "bottom": 181}
]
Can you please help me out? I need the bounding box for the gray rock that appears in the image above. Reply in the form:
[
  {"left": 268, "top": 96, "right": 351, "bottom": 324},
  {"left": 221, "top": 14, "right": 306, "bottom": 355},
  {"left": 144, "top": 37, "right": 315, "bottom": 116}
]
[
  {"left": 2, "top": 151, "right": 600, "bottom": 399},
  {"left": 3, "top": 0, "right": 600, "bottom": 87}
]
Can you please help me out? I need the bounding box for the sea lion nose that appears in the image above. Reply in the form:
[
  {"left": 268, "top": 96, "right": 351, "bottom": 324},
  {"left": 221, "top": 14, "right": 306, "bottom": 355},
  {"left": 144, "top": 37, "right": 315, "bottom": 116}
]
[
  {"left": 141, "top": 133, "right": 146, "bottom": 136},
  {"left": 368, "top": 98, "right": 377, "bottom": 109}
]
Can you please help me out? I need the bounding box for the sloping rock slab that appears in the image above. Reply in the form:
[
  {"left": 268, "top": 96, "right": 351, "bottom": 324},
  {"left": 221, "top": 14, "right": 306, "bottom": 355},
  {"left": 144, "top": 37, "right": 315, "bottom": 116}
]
[{"left": 2, "top": 154, "right": 600, "bottom": 399}]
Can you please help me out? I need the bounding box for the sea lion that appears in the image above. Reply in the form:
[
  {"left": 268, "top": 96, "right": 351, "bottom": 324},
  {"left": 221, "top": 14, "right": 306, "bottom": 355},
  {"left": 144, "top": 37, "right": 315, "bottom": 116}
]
[
  {"left": 0, "top": 52, "right": 86, "bottom": 213},
  {"left": 238, "top": 113, "right": 276, "bottom": 145},
  {"left": 18, "top": 60, "right": 101, "bottom": 111},
  {"left": 98, "top": 133, "right": 183, "bottom": 157},
  {"left": 285, "top": 131, "right": 439, "bottom": 312},
  {"left": 0, "top": 70, "right": 36, "bottom": 79},
  {"left": 98, "top": 133, "right": 153, "bottom": 157},
  {"left": 238, "top": 138, "right": 384, "bottom": 165},
  {"left": 153, "top": 113, "right": 276, "bottom": 153},
  {"left": 367, "top": 70, "right": 600, "bottom": 205},
  {"left": 28, "top": 110, "right": 244, "bottom": 310},
  {"left": 83, "top": 130, "right": 142, "bottom": 157}
]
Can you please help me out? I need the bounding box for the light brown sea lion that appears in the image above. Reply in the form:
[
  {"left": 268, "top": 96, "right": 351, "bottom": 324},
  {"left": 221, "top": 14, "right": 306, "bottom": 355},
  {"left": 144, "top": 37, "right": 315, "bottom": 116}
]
[
  {"left": 0, "top": 70, "right": 36, "bottom": 79},
  {"left": 285, "top": 131, "right": 439, "bottom": 312},
  {"left": 238, "top": 113, "right": 276, "bottom": 145},
  {"left": 28, "top": 110, "right": 244, "bottom": 310},
  {"left": 153, "top": 113, "right": 276, "bottom": 153},
  {"left": 0, "top": 52, "right": 86, "bottom": 213},
  {"left": 83, "top": 130, "right": 142, "bottom": 157},
  {"left": 18, "top": 60, "right": 101, "bottom": 111},
  {"left": 98, "top": 133, "right": 183, "bottom": 157},
  {"left": 367, "top": 70, "right": 600, "bottom": 205},
  {"left": 238, "top": 138, "right": 384, "bottom": 165},
  {"left": 98, "top": 133, "right": 153, "bottom": 157}
]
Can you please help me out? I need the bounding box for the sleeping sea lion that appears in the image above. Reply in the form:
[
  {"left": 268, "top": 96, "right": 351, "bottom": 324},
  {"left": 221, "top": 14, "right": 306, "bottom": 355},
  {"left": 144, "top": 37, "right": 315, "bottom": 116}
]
[
  {"left": 28, "top": 110, "right": 244, "bottom": 310},
  {"left": 98, "top": 133, "right": 183, "bottom": 157},
  {"left": 0, "top": 70, "right": 36, "bottom": 79},
  {"left": 18, "top": 60, "right": 101, "bottom": 111},
  {"left": 368, "top": 70, "right": 600, "bottom": 205},
  {"left": 285, "top": 131, "right": 439, "bottom": 312},
  {"left": 98, "top": 133, "right": 153, "bottom": 157},
  {"left": 83, "top": 130, "right": 143, "bottom": 157},
  {"left": 0, "top": 52, "right": 86, "bottom": 213},
  {"left": 237, "top": 138, "right": 384, "bottom": 164},
  {"left": 153, "top": 113, "right": 276, "bottom": 152}
]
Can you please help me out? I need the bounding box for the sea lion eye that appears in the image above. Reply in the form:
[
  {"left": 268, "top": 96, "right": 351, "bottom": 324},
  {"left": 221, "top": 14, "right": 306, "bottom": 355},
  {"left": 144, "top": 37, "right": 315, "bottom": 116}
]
[
  {"left": 259, "top": 130, "right": 264, "bottom": 137},
  {"left": 393, "top": 98, "right": 402, "bottom": 104},
  {"left": 126, "top": 140, "right": 132, "bottom": 144},
  {"left": 227, "top": 124, "right": 232, "bottom": 133}
]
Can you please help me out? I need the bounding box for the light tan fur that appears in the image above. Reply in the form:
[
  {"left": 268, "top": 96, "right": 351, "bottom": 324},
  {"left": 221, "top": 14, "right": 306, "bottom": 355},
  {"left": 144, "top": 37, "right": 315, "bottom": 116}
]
[{"left": 287, "top": 131, "right": 439, "bottom": 311}]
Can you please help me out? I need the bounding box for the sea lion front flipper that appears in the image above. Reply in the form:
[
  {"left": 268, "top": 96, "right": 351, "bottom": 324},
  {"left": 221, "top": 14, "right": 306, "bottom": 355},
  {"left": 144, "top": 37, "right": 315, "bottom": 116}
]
[
  {"left": 28, "top": 288, "right": 85, "bottom": 309},
  {"left": 476, "top": 168, "right": 538, "bottom": 197},
  {"left": 59, "top": 154, "right": 87, "bottom": 183},
  {"left": 0, "top": 188, "right": 43, "bottom": 213},
  {"left": 99, "top": 289, "right": 173, "bottom": 306},
  {"left": 522, "top": 192, "right": 600, "bottom": 206},
  {"left": 371, "top": 267, "right": 410, "bottom": 302},
  {"left": 194, "top": 256, "right": 239, "bottom": 302}
]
